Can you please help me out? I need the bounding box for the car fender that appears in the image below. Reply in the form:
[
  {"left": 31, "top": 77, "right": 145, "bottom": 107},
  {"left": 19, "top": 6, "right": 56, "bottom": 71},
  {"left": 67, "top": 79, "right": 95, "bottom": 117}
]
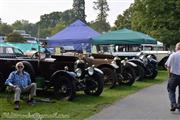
[
  {"left": 126, "top": 61, "right": 137, "bottom": 67},
  {"left": 128, "top": 59, "right": 145, "bottom": 69},
  {"left": 97, "top": 64, "right": 117, "bottom": 70},
  {"left": 50, "top": 70, "right": 76, "bottom": 83},
  {"left": 158, "top": 55, "right": 169, "bottom": 69},
  {"left": 94, "top": 68, "right": 104, "bottom": 75},
  {"left": 110, "top": 63, "right": 119, "bottom": 69}
]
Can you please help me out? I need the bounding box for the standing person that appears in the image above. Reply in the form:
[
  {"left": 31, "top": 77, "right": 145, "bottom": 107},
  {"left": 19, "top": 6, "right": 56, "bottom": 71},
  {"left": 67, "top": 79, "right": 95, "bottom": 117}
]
[
  {"left": 5, "top": 62, "right": 37, "bottom": 110},
  {"left": 41, "top": 41, "right": 51, "bottom": 57},
  {"left": 165, "top": 42, "right": 180, "bottom": 111}
]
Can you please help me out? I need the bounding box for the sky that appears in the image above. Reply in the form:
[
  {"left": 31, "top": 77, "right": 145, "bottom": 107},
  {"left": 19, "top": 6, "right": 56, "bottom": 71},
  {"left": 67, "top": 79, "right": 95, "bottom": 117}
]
[{"left": 0, "top": 0, "right": 134, "bottom": 26}]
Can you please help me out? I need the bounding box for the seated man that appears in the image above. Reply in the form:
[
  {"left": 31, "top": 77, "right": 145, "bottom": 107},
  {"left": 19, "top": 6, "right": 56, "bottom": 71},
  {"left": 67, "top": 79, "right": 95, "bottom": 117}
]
[{"left": 5, "top": 62, "right": 37, "bottom": 110}]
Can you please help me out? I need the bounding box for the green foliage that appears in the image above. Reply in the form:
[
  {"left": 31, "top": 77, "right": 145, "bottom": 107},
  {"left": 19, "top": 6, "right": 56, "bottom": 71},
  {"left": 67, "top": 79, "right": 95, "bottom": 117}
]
[
  {"left": 89, "top": 20, "right": 110, "bottom": 33},
  {"left": 51, "top": 22, "right": 66, "bottom": 35},
  {"left": 114, "top": 4, "right": 133, "bottom": 30},
  {"left": 93, "top": 0, "right": 109, "bottom": 21},
  {"left": 37, "top": 9, "right": 76, "bottom": 38},
  {"left": 131, "top": 0, "right": 180, "bottom": 46},
  {"left": 38, "top": 12, "right": 63, "bottom": 29},
  {"left": 39, "top": 28, "right": 52, "bottom": 38},
  {"left": 73, "top": 0, "right": 86, "bottom": 22},
  {"left": 60, "top": 9, "right": 77, "bottom": 25},
  {"left": 93, "top": 0, "right": 110, "bottom": 32},
  {"left": 0, "top": 23, "right": 13, "bottom": 36},
  {"left": 6, "top": 32, "right": 26, "bottom": 43},
  {"left": 12, "top": 20, "right": 38, "bottom": 37}
]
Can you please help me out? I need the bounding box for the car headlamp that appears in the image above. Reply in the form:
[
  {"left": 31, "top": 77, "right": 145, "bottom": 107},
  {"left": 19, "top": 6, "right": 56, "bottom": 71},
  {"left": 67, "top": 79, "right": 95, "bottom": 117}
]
[
  {"left": 121, "top": 60, "right": 127, "bottom": 66},
  {"left": 75, "top": 68, "right": 82, "bottom": 77},
  {"left": 88, "top": 67, "right": 94, "bottom": 76},
  {"left": 113, "top": 56, "right": 121, "bottom": 61},
  {"left": 75, "top": 59, "right": 85, "bottom": 69}
]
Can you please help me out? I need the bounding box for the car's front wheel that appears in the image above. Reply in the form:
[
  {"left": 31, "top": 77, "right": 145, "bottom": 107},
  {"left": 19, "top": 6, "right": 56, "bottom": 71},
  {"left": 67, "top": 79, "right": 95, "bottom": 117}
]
[
  {"left": 135, "top": 65, "right": 145, "bottom": 81},
  {"left": 100, "top": 67, "right": 117, "bottom": 89},
  {"left": 54, "top": 75, "right": 76, "bottom": 101},
  {"left": 118, "top": 65, "right": 136, "bottom": 86},
  {"left": 84, "top": 73, "right": 104, "bottom": 96}
]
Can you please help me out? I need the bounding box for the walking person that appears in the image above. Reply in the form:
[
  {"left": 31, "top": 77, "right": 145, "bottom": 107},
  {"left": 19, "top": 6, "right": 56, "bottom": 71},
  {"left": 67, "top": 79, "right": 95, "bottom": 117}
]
[
  {"left": 165, "top": 42, "right": 180, "bottom": 111},
  {"left": 5, "top": 62, "right": 37, "bottom": 110}
]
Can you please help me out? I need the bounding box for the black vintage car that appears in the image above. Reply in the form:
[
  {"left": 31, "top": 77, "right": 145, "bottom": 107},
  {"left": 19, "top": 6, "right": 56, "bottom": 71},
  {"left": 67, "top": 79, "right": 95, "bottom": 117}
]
[{"left": 0, "top": 46, "right": 104, "bottom": 100}]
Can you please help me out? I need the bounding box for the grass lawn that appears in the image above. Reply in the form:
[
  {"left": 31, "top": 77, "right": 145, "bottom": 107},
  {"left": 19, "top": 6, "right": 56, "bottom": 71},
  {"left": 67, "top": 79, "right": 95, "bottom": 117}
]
[{"left": 0, "top": 70, "right": 168, "bottom": 120}]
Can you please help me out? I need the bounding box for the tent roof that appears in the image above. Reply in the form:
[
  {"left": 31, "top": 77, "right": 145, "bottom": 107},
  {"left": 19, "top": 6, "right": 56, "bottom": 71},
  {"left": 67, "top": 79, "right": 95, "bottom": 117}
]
[
  {"left": 48, "top": 20, "right": 100, "bottom": 44},
  {"left": 92, "top": 28, "right": 157, "bottom": 45}
]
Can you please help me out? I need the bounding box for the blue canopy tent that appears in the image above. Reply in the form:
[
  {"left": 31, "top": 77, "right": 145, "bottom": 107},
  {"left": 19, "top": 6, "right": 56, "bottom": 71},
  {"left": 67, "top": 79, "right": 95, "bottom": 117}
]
[{"left": 47, "top": 20, "right": 100, "bottom": 53}]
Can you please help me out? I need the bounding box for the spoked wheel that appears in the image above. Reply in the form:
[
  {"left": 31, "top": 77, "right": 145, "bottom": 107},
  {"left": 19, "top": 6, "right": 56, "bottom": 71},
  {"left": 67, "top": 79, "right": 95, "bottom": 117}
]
[
  {"left": 84, "top": 73, "right": 104, "bottom": 96},
  {"left": 135, "top": 65, "right": 145, "bottom": 81},
  {"left": 145, "top": 63, "right": 158, "bottom": 79},
  {"left": 54, "top": 76, "right": 76, "bottom": 101},
  {"left": 145, "top": 68, "right": 158, "bottom": 79},
  {"left": 101, "top": 67, "right": 117, "bottom": 89},
  {"left": 118, "top": 65, "right": 136, "bottom": 86}
]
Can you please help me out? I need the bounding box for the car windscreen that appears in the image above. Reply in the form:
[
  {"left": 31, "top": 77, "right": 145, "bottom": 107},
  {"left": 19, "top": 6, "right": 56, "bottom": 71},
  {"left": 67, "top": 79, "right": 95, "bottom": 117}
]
[{"left": 5, "top": 47, "right": 14, "bottom": 53}]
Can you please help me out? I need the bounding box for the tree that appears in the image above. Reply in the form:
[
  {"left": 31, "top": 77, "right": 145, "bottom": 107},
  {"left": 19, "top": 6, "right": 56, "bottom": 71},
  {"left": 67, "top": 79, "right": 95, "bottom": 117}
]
[
  {"left": 93, "top": 0, "right": 110, "bottom": 32},
  {"left": 12, "top": 20, "right": 38, "bottom": 37},
  {"left": 114, "top": 4, "right": 134, "bottom": 30},
  {"left": 132, "top": 0, "right": 180, "bottom": 46},
  {"left": 38, "top": 12, "right": 63, "bottom": 29},
  {"left": 0, "top": 23, "right": 13, "bottom": 36},
  {"left": 60, "top": 9, "right": 77, "bottom": 25},
  {"left": 73, "top": 0, "right": 86, "bottom": 22},
  {"left": 51, "top": 22, "right": 66, "bottom": 35},
  {"left": 6, "top": 32, "right": 26, "bottom": 43},
  {"left": 88, "top": 20, "right": 110, "bottom": 33},
  {"left": 37, "top": 9, "right": 77, "bottom": 38}
]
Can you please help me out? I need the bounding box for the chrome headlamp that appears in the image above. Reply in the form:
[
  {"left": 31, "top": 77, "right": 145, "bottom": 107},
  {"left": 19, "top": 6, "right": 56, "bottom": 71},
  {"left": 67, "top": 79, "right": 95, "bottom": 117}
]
[
  {"left": 74, "top": 59, "right": 85, "bottom": 70},
  {"left": 113, "top": 56, "right": 121, "bottom": 65},
  {"left": 121, "top": 59, "right": 127, "bottom": 66},
  {"left": 75, "top": 68, "right": 82, "bottom": 77},
  {"left": 87, "top": 67, "right": 94, "bottom": 76},
  {"left": 113, "top": 56, "right": 121, "bottom": 61}
]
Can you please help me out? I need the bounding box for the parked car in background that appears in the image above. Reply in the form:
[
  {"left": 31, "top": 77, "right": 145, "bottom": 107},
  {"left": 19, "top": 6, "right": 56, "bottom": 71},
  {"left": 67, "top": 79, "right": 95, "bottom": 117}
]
[
  {"left": 0, "top": 46, "right": 26, "bottom": 58},
  {"left": 73, "top": 53, "right": 137, "bottom": 88},
  {"left": 95, "top": 44, "right": 170, "bottom": 69}
]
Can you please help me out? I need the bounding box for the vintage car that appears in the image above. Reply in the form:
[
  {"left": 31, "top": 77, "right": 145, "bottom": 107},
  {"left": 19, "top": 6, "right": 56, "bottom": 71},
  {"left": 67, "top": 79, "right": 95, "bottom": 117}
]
[
  {"left": 0, "top": 46, "right": 104, "bottom": 100},
  {"left": 73, "top": 53, "right": 137, "bottom": 88},
  {"left": 97, "top": 44, "right": 169, "bottom": 69},
  {"left": 94, "top": 44, "right": 159, "bottom": 80}
]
